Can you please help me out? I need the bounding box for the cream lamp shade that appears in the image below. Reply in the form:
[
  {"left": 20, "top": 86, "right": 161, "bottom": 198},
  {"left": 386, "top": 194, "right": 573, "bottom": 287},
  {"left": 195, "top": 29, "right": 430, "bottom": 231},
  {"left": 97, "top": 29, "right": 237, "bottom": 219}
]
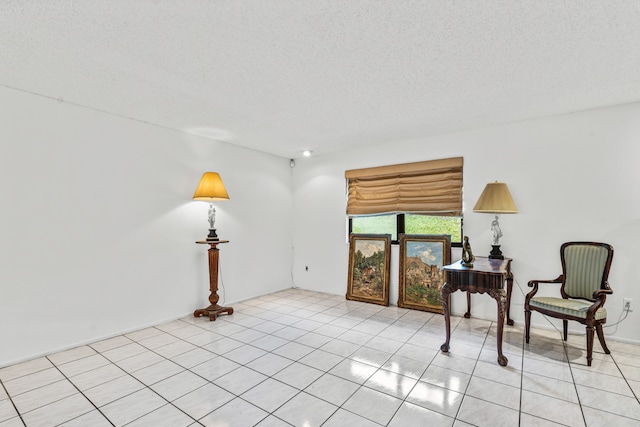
[
  {"left": 473, "top": 182, "right": 517, "bottom": 259},
  {"left": 193, "top": 172, "right": 230, "bottom": 201},
  {"left": 193, "top": 172, "right": 229, "bottom": 241},
  {"left": 473, "top": 182, "right": 517, "bottom": 213}
]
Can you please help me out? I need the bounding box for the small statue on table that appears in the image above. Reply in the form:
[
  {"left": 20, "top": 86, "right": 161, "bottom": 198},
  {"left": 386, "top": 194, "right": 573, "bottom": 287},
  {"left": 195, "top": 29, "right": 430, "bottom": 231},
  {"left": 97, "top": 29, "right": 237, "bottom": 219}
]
[{"left": 461, "top": 236, "right": 475, "bottom": 267}]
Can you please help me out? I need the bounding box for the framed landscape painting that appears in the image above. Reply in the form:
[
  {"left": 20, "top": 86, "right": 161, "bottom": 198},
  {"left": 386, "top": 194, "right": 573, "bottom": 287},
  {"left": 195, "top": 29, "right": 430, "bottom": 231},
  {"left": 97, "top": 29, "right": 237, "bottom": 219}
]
[
  {"left": 346, "top": 234, "right": 391, "bottom": 306},
  {"left": 398, "top": 234, "right": 451, "bottom": 314}
]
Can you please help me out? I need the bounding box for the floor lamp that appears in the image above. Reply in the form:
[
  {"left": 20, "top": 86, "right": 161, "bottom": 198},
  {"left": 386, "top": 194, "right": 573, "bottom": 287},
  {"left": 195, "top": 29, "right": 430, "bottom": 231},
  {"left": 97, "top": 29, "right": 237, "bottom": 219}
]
[{"left": 193, "top": 172, "right": 234, "bottom": 321}]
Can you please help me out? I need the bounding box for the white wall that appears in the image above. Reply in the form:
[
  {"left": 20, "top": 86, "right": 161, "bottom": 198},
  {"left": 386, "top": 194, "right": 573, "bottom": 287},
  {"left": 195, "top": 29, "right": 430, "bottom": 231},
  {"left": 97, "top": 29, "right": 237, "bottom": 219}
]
[
  {"left": 0, "top": 87, "right": 294, "bottom": 367},
  {"left": 3, "top": 86, "right": 638, "bottom": 367},
  {"left": 292, "top": 102, "right": 640, "bottom": 344}
]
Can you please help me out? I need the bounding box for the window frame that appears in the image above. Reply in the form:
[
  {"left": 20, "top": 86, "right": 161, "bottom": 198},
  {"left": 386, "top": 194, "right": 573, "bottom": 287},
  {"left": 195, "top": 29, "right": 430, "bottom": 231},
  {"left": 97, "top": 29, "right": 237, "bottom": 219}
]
[{"left": 348, "top": 213, "right": 463, "bottom": 247}]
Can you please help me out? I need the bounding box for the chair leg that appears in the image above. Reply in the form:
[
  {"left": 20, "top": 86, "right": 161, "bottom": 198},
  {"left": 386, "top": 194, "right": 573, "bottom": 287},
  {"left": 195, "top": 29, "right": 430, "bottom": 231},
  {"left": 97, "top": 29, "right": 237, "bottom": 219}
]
[
  {"left": 563, "top": 320, "right": 568, "bottom": 341},
  {"left": 596, "top": 323, "right": 611, "bottom": 354},
  {"left": 525, "top": 308, "right": 531, "bottom": 343},
  {"left": 585, "top": 325, "right": 595, "bottom": 366}
]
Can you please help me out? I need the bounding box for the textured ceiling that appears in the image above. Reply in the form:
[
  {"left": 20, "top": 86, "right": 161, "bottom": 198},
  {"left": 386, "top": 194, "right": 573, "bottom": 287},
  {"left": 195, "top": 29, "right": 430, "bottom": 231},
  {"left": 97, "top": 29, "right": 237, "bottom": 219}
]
[{"left": 2, "top": 1, "right": 640, "bottom": 159}]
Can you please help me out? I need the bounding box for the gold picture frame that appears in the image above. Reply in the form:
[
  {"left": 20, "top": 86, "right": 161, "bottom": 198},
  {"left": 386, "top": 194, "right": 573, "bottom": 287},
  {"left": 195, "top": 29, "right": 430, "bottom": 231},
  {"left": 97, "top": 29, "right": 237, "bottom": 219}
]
[
  {"left": 398, "top": 234, "right": 451, "bottom": 314},
  {"left": 346, "top": 234, "right": 391, "bottom": 306}
]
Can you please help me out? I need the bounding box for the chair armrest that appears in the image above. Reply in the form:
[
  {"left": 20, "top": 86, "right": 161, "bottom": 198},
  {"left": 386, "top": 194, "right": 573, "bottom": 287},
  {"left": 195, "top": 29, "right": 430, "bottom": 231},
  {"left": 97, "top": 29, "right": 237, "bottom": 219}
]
[
  {"left": 527, "top": 275, "right": 563, "bottom": 287},
  {"left": 525, "top": 275, "right": 563, "bottom": 304},
  {"left": 593, "top": 288, "right": 613, "bottom": 298},
  {"left": 587, "top": 281, "right": 614, "bottom": 315}
]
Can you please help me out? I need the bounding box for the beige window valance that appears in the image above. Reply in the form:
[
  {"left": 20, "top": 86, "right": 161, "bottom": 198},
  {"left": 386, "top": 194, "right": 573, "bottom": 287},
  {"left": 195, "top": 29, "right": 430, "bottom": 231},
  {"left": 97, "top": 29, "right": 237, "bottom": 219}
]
[{"left": 345, "top": 157, "right": 463, "bottom": 216}]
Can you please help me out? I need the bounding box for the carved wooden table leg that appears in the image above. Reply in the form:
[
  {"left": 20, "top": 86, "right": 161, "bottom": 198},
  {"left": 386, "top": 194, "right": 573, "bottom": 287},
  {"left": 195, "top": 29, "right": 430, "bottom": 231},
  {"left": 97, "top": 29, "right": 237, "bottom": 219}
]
[
  {"left": 442, "top": 257, "right": 511, "bottom": 366},
  {"left": 194, "top": 240, "right": 233, "bottom": 321},
  {"left": 490, "top": 289, "right": 508, "bottom": 366},
  {"left": 440, "top": 282, "right": 453, "bottom": 353},
  {"left": 505, "top": 271, "right": 514, "bottom": 326},
  {"left": 464, "top": 291, "right": 471, "bottom": 318}
]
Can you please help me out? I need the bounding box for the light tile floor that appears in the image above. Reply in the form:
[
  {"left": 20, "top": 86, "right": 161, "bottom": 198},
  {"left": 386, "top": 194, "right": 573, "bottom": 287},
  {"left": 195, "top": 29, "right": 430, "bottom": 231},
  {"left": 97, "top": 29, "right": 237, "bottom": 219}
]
[{"left": 1, "top": 289, "right": 639, "bottom": 426}]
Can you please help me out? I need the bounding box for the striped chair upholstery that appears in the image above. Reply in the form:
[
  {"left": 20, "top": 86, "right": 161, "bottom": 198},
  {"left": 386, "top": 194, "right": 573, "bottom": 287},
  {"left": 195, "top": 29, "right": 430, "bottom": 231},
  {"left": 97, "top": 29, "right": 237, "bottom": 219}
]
[
  {"left": 525, "top": 242, "right": 614, "bottom": 366},
  {"left": 529, "top": 297, "right": 607, "bottom": 320},
  {"left": 564, "top": 244, "right": 610, "bottom": 299}
]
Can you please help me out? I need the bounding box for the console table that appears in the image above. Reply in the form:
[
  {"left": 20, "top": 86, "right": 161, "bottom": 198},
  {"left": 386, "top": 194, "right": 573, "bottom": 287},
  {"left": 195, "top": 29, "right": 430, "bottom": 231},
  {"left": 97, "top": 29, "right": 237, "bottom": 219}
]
[
  {"left": 194, "top": 240, "right": 234, "bottom": 321},
  {"left": 463, "top": 260, "right": 514, "bottom": 326},
  {"left": 440, "top": 257, "right": 512, "bottom": 366}
]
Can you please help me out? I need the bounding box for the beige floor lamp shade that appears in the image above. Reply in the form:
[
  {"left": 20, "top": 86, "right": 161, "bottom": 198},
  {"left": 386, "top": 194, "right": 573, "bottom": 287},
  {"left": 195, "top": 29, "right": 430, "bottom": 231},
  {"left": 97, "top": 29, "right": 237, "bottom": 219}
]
[
  {"left": 193, "top": 172, "right": 229, "bottom": 241},
  {"left": 473, "top": 182, "right": 517, "bottom": 259}
]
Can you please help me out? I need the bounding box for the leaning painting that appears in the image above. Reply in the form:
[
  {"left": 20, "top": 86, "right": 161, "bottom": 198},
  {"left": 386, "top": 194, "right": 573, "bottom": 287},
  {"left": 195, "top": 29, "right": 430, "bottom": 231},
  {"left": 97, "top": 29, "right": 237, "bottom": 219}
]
[
  {"left": 346, "top": 234, "right": 391, "bottom": 306},
  {"left": 398, "top": 234, "right": 451, "bottom": 314}
]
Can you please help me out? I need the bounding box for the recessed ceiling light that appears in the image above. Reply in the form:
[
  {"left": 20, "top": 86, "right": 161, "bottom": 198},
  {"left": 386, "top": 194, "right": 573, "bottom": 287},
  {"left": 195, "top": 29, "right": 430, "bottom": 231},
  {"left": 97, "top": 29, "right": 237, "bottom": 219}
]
[{"left": 302, "top": 150, "right": 313, "bottom": 157}]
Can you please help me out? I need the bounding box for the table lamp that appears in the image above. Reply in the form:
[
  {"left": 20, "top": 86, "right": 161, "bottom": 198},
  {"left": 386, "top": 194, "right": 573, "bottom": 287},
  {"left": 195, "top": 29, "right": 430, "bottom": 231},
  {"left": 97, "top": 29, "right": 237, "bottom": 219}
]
[
  {"left": 193, "top": 172, "right": 229, "bottom": 241},
  {"left": 472, "top": 181, "right": 517, "bottom": 259}
]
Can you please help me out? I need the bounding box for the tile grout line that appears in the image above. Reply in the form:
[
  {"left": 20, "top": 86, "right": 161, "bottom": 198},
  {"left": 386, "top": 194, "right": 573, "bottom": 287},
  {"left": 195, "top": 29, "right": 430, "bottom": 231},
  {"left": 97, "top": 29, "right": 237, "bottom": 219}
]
[
  {"left": 0, "top": 378, "right": 27, "bottom": 426},
  {"left": 43, "top": 354, "right": 116, "bottom": 427},
  {"left": 216, "top": 297, "right": 427, "bottom": 425},
  {"left": 446, "top": 317, "right": 492, "bottom": 425},
  {"left": 89, "top": 325, "right": 221, "bottom": 426},
  {"left": 3, "top": 289, "right": 639, "bottom": 426}
]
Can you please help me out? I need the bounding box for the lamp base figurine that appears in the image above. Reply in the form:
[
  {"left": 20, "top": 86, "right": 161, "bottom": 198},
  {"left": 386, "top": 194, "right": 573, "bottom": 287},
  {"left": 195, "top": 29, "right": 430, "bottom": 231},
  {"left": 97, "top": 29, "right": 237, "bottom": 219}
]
[
  {"left": 489, "top": 245, "right": 504, "bottom": 260},
  {"left": 206, "top": 228, "right": 219, "bottom": 241}
]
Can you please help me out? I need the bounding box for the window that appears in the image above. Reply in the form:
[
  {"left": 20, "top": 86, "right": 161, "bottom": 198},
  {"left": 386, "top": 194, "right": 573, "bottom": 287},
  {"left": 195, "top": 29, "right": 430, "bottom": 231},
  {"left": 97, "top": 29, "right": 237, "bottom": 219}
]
[
  {"left": 350, "top": 214, "right": 462, "bottom": 245},
  {"left": 405, "top": 214, "right": 462, "bottom": 243},
  {"left": 346, "top": 157, "right": 463, "bottom": 246}
]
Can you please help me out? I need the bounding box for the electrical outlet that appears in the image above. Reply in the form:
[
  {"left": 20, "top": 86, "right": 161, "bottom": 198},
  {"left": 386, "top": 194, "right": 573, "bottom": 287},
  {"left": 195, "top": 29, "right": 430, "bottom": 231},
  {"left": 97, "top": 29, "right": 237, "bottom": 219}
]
[{"left": 623, "top": 298, "right": 633, "bottom": 312}]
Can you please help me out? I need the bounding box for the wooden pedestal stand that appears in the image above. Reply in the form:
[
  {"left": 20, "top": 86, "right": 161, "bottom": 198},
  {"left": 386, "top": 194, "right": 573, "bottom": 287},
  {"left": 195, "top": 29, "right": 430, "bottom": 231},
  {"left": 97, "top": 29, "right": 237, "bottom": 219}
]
[{"left": 194, "top": 240, "right": 234, "bottom": 321}]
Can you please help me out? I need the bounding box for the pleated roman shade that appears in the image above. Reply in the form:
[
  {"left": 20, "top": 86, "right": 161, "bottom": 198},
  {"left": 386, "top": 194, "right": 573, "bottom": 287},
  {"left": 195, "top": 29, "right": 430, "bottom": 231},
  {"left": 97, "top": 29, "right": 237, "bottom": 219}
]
[{"left": 346, "top": 157, "right": 463, "bottom": 216}]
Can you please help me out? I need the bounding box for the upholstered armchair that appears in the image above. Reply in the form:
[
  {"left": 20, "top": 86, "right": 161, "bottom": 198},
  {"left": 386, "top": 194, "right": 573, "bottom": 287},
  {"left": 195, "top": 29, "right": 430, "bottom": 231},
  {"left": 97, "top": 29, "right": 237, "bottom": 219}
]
[{"left": 525, "top": 242, "right": 614, "bottom": 366}]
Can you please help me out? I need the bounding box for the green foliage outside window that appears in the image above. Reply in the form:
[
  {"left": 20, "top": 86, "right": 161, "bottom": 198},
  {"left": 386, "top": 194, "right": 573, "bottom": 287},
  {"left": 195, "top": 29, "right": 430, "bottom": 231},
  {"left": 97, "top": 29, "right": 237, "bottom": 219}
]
[
  {"left": 405, "top": 214, "right": 461, "bottom": 243},
  {"left": 351, "top": 214, "right": 397, "bottom": 241},
  {"left": 351, "top": 214, "right": 462, "bottom": 245}
]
